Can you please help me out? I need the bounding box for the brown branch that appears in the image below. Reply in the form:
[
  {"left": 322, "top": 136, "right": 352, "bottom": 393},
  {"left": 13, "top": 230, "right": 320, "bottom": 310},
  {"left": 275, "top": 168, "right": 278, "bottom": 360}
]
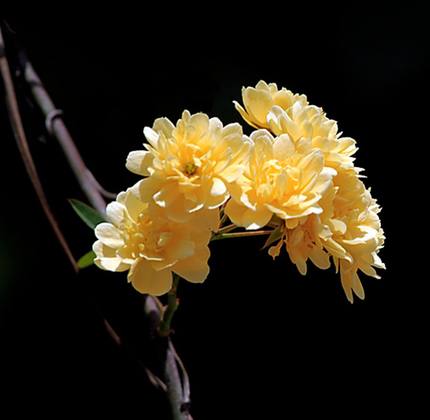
[
  {"left": 11, "top": 35, "right": 191, "bottom": 419},
  {"left": 145, "top": 296, "right": 191, "bottom": 420},
  {"left": 18, "top": 55, "right": 107, "bottom": 215},
  {"left": 0, "top": 27, "right": 77, "bottom": 272}
]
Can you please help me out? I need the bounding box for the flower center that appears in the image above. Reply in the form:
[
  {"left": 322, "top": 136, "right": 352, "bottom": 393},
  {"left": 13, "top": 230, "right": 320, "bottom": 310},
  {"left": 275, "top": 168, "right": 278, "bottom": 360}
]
[
  {"left": 123, "top": 213, "right": 172, "bottom": 259},
  {"left": 183, "top": 162, "right": 198, "bottom": 177}
]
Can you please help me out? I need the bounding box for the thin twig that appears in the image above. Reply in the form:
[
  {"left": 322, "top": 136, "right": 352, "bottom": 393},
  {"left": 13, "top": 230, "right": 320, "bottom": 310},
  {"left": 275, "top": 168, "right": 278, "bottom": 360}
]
[
  {"left": 87, "top": 169, "right": 117, "bottom": 199},
  {"left": 219, "top": 211, "right": 228, "bottom": 227},
  {"left": 0, "top": 27, "right": 77, "bottom": 272},
  {"left": 143, "top": 366, "right": 168, "bottom": 392},
  {"left": 215, "top": 223, "right": 236, "bottom": 235},
  {"left": 212, "top": 230, "right": 273, "bottom": 241},
  {"left": 103, "top": 319, "right": 121, "bottom": 346}
]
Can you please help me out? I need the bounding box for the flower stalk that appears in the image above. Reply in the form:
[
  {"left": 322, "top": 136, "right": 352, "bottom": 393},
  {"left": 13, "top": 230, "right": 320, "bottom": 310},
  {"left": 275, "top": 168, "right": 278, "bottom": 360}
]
[
  {"left": 215, "top": 223, "right": 237, "bottom": 235},
  {"left": 212, "top": 230, "right": 273, "bottom": 241},
  {"left": 159, "top": 274, "right": 181, "bottom": 337}
]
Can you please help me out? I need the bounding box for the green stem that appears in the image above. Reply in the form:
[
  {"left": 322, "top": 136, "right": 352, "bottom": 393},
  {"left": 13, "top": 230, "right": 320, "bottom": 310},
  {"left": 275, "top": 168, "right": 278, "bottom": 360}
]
[
  {"left": 219, "top": 211, "right": 228, "bottom": 227},
  {"left": 215, "top": 223, "right": 236, "bottom": 235},
  {"left": 159, "top": 274, "right": 180, "bottom": 337},
  {"left": 212, "top": 230, "right": 272, "bottom": 241}
]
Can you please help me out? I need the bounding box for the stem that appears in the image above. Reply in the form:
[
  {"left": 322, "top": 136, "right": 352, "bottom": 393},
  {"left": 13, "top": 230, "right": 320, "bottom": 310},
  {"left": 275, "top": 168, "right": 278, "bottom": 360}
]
[
  {"left": 165, "top": 346, "right": 186, "bottom": 420},
  {"left": 215, "top": 223, "right": 236, "bottom": 235},
  {"left": 6, "top": 36, "right": 190, "bottom": 418},
  {"left": 0, "top": 27, "right": 77, "bottom": 271},
  {"left": 212, "top": 230, "right": 273, "bottom": 241},
  {"left": 19, "top": 51, "right": 107, "bottom": 215},
  {"left": 159, "top": 275, "right": 180, "bottom": 337},
  {"left": 219, "top": 211, "right": 228, "bottom": 227},
  {"left": 146, "top": 297, "right": 191, "bottom": 420}
]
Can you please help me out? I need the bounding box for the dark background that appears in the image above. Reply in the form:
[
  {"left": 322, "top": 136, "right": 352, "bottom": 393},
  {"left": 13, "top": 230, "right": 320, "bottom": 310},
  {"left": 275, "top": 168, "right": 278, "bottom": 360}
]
[{"left": 1, "top": 8, "right": 427, "bottom": 418}]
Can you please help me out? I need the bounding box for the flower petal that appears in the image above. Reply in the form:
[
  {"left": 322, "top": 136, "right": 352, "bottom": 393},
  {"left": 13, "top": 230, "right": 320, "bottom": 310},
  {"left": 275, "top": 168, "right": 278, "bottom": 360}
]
[
  {"left": 242, "top": 87, "right": 273, "bottom": 127},
  {"left": 92, "top": 240, "right": 129, "bottom": 272},
  {"left": 173, "top": 247, "right": 210, "bottom": 283},
  {"left": 106, "top": 201, "right": 126, "bottom": 226},
  {"left": 210, "top": 177, "right": 227, "bottom": 197},
  {"left": 143, "top": 127, "right": 159, "bottom": 148},
  {"left": 95, "top": 223, "right": 124, "bottom": 248},
  {"left": 273, "top": 134, "right": 295, "bottom": 160},
  {"left": 153, "top": 183, "right": 180, "bottom": 208},
  {"left": 153, "top": 117, "right": 175, "bottom": 138},
  {"left": 126, "top": 150, "right": 154, "bottom": 176},
  {"left": 128, "top": 259, "right": 173, "bottom": 296},
  {"left": 168, "top": 239, "right": 195, "bottom": 261}
]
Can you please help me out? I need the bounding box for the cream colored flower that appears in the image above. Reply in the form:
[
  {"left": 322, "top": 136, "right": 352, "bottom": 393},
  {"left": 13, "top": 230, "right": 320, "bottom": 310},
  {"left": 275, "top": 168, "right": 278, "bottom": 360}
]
[
  {"left": 270, "top": 170, "right": 385, "bottom": 303},
  {"left": 93, "top": 188, "right": 219, "bottom": 296},
  {"left": 234, "top": 80, "right": 308, "bottom": 130},
  {"left": 225, "top": 130, "right": 336, "bottom": 230},
  {"left": 322, "top": 171, "right": 385, "bottom": 303},
  {"left": 126, "top": 110, "right": 250, "bottom": 222},
  {"left": 235, "top": 81, "right": 358, "bottom": 171},
  {"left": 268, "top": 183, "right": 335, "bottom": 274}
]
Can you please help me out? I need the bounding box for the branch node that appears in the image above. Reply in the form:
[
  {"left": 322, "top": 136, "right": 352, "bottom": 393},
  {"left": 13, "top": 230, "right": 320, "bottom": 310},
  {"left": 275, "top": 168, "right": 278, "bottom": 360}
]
[{"left": 45, "top": 108, "right": 63, "bottom": 135}]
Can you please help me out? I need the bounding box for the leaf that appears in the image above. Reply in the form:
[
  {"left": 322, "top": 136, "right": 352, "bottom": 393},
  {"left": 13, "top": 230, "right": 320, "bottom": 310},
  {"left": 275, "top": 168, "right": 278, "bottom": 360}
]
[
  {"left": 77, "top": 250, "right": 96, "bottom": 269},
  {"left": 69, "top": 199, "right": 105, "bottom": 229},
  {"left": 262, "top": 225, "right": 283, "bottom": 249}
]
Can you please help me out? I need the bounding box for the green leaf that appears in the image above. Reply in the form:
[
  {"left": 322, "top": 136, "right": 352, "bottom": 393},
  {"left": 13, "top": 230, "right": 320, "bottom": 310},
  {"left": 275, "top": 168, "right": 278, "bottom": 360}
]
[
  {"left": 77, "top": 250, "right": 96, "bottom": 269},
  {"left": 262, "top": 225, "right": 283, "bottom": 249},
  {"left": 69, "top": 199, "right": 105, "bottom": 229}
]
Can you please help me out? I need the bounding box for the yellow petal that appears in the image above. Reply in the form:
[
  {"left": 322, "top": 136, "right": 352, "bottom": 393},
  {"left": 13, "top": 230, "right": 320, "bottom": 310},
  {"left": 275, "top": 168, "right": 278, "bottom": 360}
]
[
  {"left": 225, "top": 199, "right": 270, "bottom": 229},
  {"left": 126, "top": 150, "right": 154, "bottom": 176},
  {"left": 340, "top": 263, "right": 354, "bottom": 303},
  {"left": 153, "top": 183, "right": 181, "bottom": 208},
  {"left": 95, "top": 223, "right": 124, "bottom": 248},
  {"left": 168, "top": 239, "right": 195, "bottom": 261},
  {"left": 296, "top": 259, "right": 307, "bottom": 275},
  {"left": 92, "top": 240, "right": 129, "bottom": 272},
  {"left": 351, "top": 271, "right": 365, "bottom": 300},
  {"left": 273, "top": 134, "right": 295, "bottom": 160},
  {"left": 106, "top": 201, "right": 126, "bottom": 226},
  {"left": 130, "top": 177, "right": 160, "bottom": 206},
  {"left": 143, "top": 127, "right": 159, "bottom": 148},
  {"left": 128, "top": 259, "right": 173, "bottom": 296},
  {"left": 225, "top": 198, "right": 246, "bottom": 226},
  {"left": 233, "top": 101, "right": 260, "bottom": 129},
  {"left": 309, "top": 247, "right": 331, "bottom": 270},
  {"left": 173, "top": 247, "right": 210, "bottom": 283},
  {"left": 210, "top": 177, "right": 227, "bottom": 197},
  {"left": 243, "top": 206, "right": 273, "bottom": 230},
  {"left": 153, "top": 117, "right": 175, "bottom": 138},
  {"left": 242, "top": 87, "right": 273, "bottom": 127}
]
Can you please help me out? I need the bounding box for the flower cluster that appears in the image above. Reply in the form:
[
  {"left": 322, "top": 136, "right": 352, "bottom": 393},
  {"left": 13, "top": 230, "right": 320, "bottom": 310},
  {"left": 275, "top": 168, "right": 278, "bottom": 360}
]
[
  {"left": 93, "top": 81, "right": 385, "bottom": 302},
  {"left": 93, "top": 111, "right": 248, "bottom": 295},
  {"left": 232, "top": 81, "right": 385, "bottom": 302}
]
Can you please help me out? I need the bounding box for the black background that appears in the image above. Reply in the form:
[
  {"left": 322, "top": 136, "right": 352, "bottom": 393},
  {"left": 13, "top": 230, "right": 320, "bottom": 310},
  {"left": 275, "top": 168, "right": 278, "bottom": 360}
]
[{"left": 0, "top": 8, "right": 427, "bottom": 419}]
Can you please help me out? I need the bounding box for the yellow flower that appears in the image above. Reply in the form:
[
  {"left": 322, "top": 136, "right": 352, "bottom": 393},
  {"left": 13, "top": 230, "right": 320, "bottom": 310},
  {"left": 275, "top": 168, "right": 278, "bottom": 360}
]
[
  {"left": 323, "top": 171, "right": 385, "bottom": 303},
  {"left": 271, "top": 171, "right": 385, "bottom": 303},
  {"left": 93, "top": 187, "right": 219, "bottom": 296},
  {"left": 235, "top": 81, "right": 358, "bottom": 171},
  {"left": 268, "top": 183, "right": 335, "bottom": 274},
  {"left": 225, "top": 130, "right": 336, "bottom": 230},
  {"left": 234, "top": 80, "right": 308, "bottom": 130},
  {"left": 126, "top": 110, "right": 250, "bottom": 222}
]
